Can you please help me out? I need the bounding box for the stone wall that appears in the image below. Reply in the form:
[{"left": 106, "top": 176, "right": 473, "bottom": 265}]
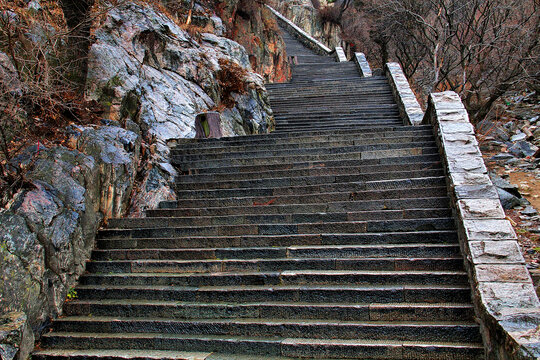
[
  {"left": 385, "top": 63, "right": 424, "bottom": 126},
  {"left": 423, "top": 91, "right": 540, "bottom": 359}
]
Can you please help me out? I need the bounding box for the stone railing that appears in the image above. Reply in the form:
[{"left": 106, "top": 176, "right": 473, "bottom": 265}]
[
  {"left": 385, "top": 62, "right": 424, "bottom": 126},
  {"left": 354, "top": 52, "right": 372, "bottom": 77},
  {"left": 266, "top": 5, "right": 345, "bottom": 61},
  {"left": 423, "top": 91, "right": 540, "bottom": 360}
]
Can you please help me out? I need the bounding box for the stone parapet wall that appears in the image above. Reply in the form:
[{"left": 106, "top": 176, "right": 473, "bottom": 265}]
[
  {"left": 354, "top": 53, "right": 372, "bottom": 77},
  {"left": 385, "top": 63, "right": 424, "bottom": 126},
  {"left": 423, "top": 91, "right": 540, "bottom": 360}
]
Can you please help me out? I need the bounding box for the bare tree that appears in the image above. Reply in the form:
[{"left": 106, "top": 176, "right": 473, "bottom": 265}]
[{"left": 358, "top": 0, "right": 540, "bottom": 122}]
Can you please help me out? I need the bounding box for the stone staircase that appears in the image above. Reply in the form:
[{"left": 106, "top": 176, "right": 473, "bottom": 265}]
[{"left": 33, "top": 27, "right": 485, "bottom": 359}]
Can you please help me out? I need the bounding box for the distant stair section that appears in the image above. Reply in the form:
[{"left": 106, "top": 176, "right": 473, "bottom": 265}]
[{"left": 34, "top": 24, "right": 485, "bottom": 360}]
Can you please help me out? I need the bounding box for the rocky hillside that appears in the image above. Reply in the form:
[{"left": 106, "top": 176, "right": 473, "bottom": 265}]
[{"left": 0, "top": 0, "right": 289, "bottom": 344}]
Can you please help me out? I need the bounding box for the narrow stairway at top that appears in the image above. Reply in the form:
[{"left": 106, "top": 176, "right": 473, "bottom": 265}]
[{"left": 33, "top": 26, "right": 485, "bottom": 360}]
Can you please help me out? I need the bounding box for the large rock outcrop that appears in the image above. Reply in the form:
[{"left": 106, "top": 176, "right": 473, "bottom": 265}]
[
  {"left": 218, "top": 0, "right": 291, "bottom": 82},
  {"left": 1, "top": 0, "right": 279, "bottom": 343},
  {"left": 1, "top": 125, "right": 140, "bottom": 331},
  {"left": 85, "top": 1, "right": 275, "bottom": 215}
]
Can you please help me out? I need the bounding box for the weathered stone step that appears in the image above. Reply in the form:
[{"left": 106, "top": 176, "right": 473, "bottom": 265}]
[
  {"left": 80, "top": 270, "right": 468, "bottom": 288},
  {"left": 38, "top": 333, "right": 485, "bottom": 359},
  {"left": 108, "top": 208, "right": 451, "bottom": 230},
  {"left": 170, "top": 177, "right": 446, "bottom": 200},
  {"left": 149, "top": 198, "right": 450, "bottom": 218},
  {"left": 96, "top": 231, "right": 459, "bottom": 250},
  {"left": 172, "top": 135, "right": 435, "bottom": 156},
  {"left": 270, "top": 97, "right": 396, "bottom": 106},
  {"left": 173, "top": 169, "right": 444, "bottom": 191},
  {"left": 173, "top": 129, "right": 434, "bottom": 151},
  {"left": 273, "top": 124, "right": 406, "bottom": 133},
  {"left": 173, "top": 147, "right": 439, "bottom": 170},
  {"left": 271, "top": 104, "right": 398, "bottom": 112},
  {"left": 179, "top": 154, "right": 441, "bottom": 175},
  {"left": 162, "top": 185, "right": 449, "bottom": 209},
  {"left": 92, "top": 243, "right": 461, "bottom": 261},
  {"left": 267, "top": 85, "right": 394, "bottom": 96},
  {"left": 32, "top": 349, "right": 223, "bottom": 360},
  {"left": 85, "top": 259, "right": 465, "bottom": 276},
  {"left": 272, "top": 102, "right": 397, "bottom": 110},
  {"left": 64, "top": 299, "right": 475, "bottom": 322},
  {"left": 173, "top": 125, "right": 432, "bottom": 145},
  {"left": 172, "top": 141, "right": 436, "bottom": 163},
  {"left": 174, "top": 161, "right": 442, "bottom": 183},
  {"left": 273, "top": 114, "right": 400, "bottom": 122},
  {"left": 72, "top": 284, "right": 474, "bottom": 303},
  {"left": 98, "top": 217, "right": 455, "bottom": 239},
  {"left": 273, "top": 116, "right": 400, "bottom": 123},
  {"left": 51, "top": 317, "right": 481, "bottom": 344}
]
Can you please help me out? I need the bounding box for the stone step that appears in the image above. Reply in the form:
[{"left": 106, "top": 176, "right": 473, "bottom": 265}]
[
  {"left": 270, "top": 98, "right": 396, "bottom": 107},
  {"left": 170, "top": 177, "right": 446, "bottom": 200},
  {"left": 272, "top": 103, "right": 398, "bottom": 111},
  {"left": 96, "top": 231, "right": 459, "bottom": 250},
  {"left": 173, "top": 169, "right": 444, "bottom": 190},
  {"left": 173, "top": 125, "right": 432, "bottom": 146},
  {"left": 174, "top": 161, "right": 442, "bottom": 183},
  {"left": 266, "top": 75, "right": 388, "bottom": 87},
  {"left": 171, "top": 141, "right": 436, "bottom": 163},
  {"left": 98, "top": 217, "right": 456, "bottom": 239},
  {"left": 72, "top": 283, "right": 473, "bottom": 303},
  {"left": 173, "top": 147, "right": 439, "bottom": 170},
  {"left": 38, "top": 333, "right": 485, "bottom": 359},
  {"left": 91, "top": 243, "right": 461, "bottom": 261},
  {"left": 64, "top": 299, "right": 475, "bottom": 322},
  {"left": 32, "top": 349, "right": 228, "bottom": 360},
  {"left": 108, "top": 208, "right": 451, "bottom": 230},
  {"left": 50, "top": 317, "right": 481, "bottom": 344},
  {"left": 85, "top": 259, "right": 465, "bottom": 276},
  {"left": 272, "top": 115, "right": 400, "bottom": 122},
  {"left": 178, "top": 154, "right": 441, "bottom": 175},
  {"left": 161, "top": 185, "right": 449, "bottom": 209},
  {"left": 149, "top": 197, "right": 449, "bottom": 217},
  {"left": 273, "top": 116, "right": 401, "bottom": 124},
  {"left": 172, "top": 135, "right": 434, "bottom": 155},
  {"left": 273, "top": 124, "right": 407, "bottom": 133},
  {"left": 173, "top": 129, "right": 434, "bottom": 151},
  {"left": 80, "top": 270, "right": 468, "bottom": 287}
]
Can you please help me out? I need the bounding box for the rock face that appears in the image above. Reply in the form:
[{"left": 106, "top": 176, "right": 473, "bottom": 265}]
[
  {"left": 1, "top": 125, "right": 140, "bottom": 330},
  {"left": 267, "top": 0, "right": 342, "bottom": 51},
  {"left": 85, "top": 1, "right": 275, "bottom": 215},
  {"left": 0, "top": 312, "right": 34, "bottom": 360},
  {"left": 86, "top": 2, "right": 274, "bottom": 144},
  {"left": 218, "top": 0, "right": 291, "bottom": 82},
  {"left": 1, "top": 0, "right": 279, "bottom": 345}
]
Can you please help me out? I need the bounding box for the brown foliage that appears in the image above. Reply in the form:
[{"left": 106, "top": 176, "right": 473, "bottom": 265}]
[
  {"left": 217, "top": 58, "right": 248, "bottom": 107},
  {"left": 339, "top": 0, "right": 540, "bottom": 123},
  {"left": 317, "top": 5, "right": 342, "bottom": 25}
]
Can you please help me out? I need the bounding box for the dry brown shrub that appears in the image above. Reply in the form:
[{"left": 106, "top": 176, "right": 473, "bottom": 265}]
[
  {"left": 217, "top": 58, "right": 248, "bottom": 107},
  {"left": 317, "top": 4, "right": 342, "bottom": 24}
]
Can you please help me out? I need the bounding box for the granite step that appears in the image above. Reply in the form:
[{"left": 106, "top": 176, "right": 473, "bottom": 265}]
[
  {"left": 63, "top": 299, "right": 475, "bottom": 322},
  {"left": 96, "top": 231, "right": 459, "bottom": 250},
  {"left": 37, "top": 333, "right": 485, "bottom": 359},
  {"left": 91, "top": 243, "right": 462, "bottom": 261}
]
